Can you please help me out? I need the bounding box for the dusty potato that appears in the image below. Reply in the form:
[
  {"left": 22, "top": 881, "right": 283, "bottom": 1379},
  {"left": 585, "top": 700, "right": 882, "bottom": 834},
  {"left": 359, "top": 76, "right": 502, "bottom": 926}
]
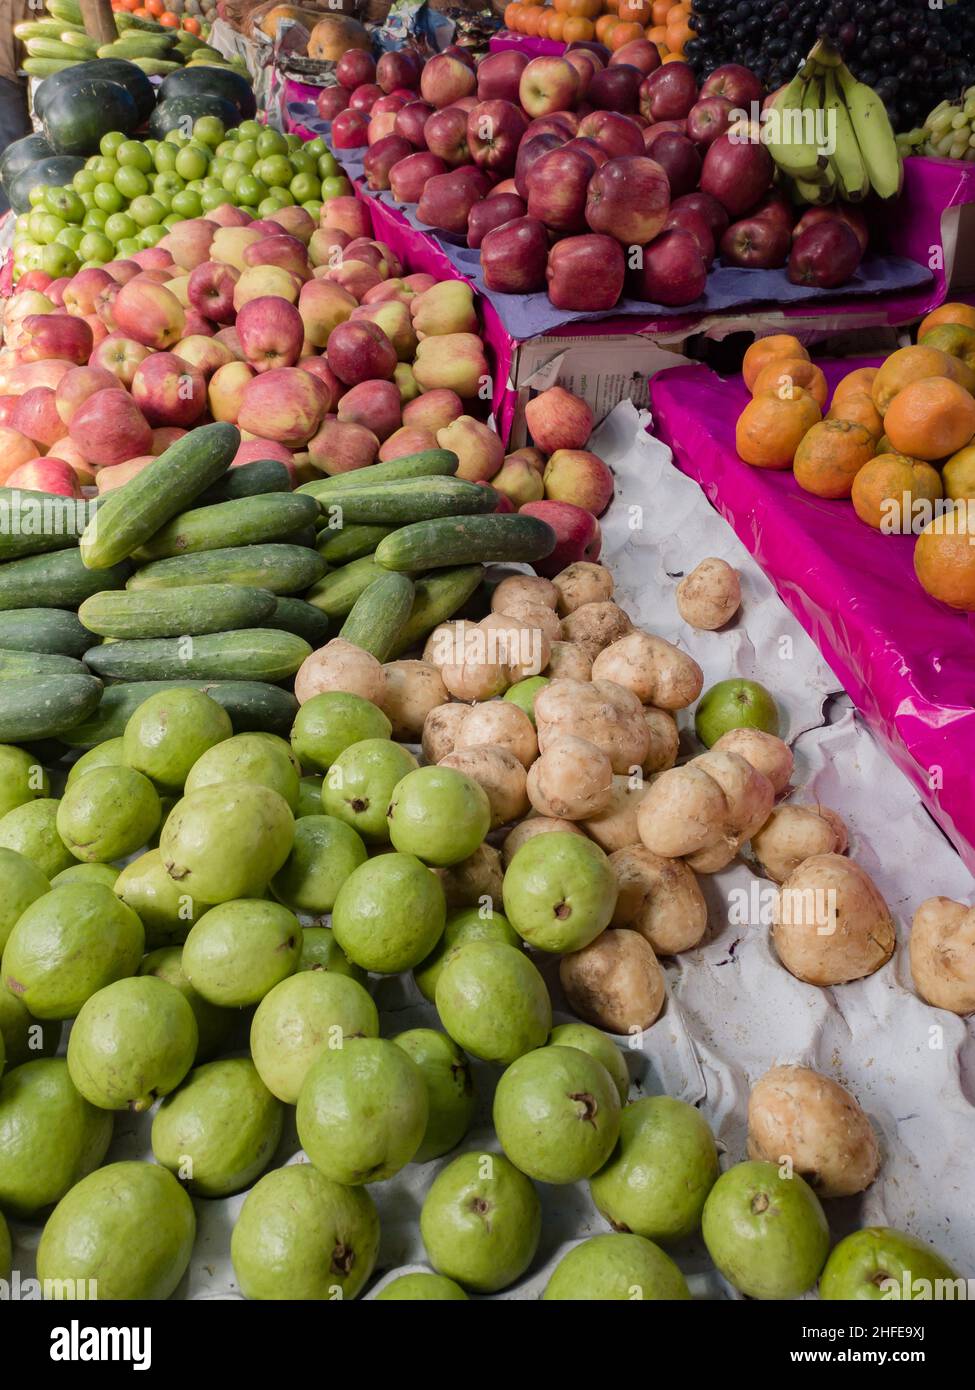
[
  {"left": 454, "top": 701, "right": 537, "bottom": 769},
  {"left": 526, "top": 734, "right": 614, "bottom": 820},
  {"left": 294, "top": 639, "right": 386, "bottom": 705},
  {"left": 535, "top": 678, "right": 650, "bottom": 774},
  {"left": 421, "top": 702, "right": 467, "bottom": 763},
  {"left": 479, "top": 612, "right": 551, "bottom": 682},
  {"left": 380, "top": 660, "right": 448, "bottom": 740},
  {"left": 592, "top": 631, "right": 704, "bottom": 711},
  {"left": 491, "top": 573, "right": 559, "bottom": 613},
  {"left": 498, "top": 599, "right": 562, "bottom": 646},
  {"left": 684, "top": 749, "right": 774, "bottom": 873},
  {"left": 560, "top": 601, "right": 632, "bottom": 661},
  {"left": 747, "top": 1064, "right": 880, "bottom": 1198},
  {"left": 712, "top": 727, "right": 794, "bottom": 796},
  {"left": 773, "top": 854, "right": 895, "bottom": 987},
  {"left": 423, "top": 619, "right": 475, "bottom": 669},
  {"left": 440, "top": 745, "right": 529, "bottom": 828},
  {"left": 636, "top": 749, "right": 771, "bottom": 872},
  {"left": 436, "top": 841, "right": 504, "bottom": 910},
  {"left": 559, "top": 929, "right": 665, "bottom": 1035},
  {"left": 545, "top": 641, "right": 593, "bottom": 683},
  {"left": 553, "top": 561, "right": 614, "bottom": 616},
  {"left": 909, "top": 897, "right": 975, "bottom": 1015},
  {"left": 440, "top": 657, "right": 509, "bottom": 702},
  {"left": 751, "top": 804, "right": 848, "bottom": 884},
  {"left": 676, "top": 557, "right": 742, "bottom": 630},
  {"left": 581, "top": 775, "right": 652, "bottom": 853},
  {"left": 642, "top": 708, "right": 679, "bottom": 774},
  {"left": 501, "top": 815, "right": 585, "bottom": 866},
  {"left": 609, "top": 846, "right": 708, "bottom": 954}
]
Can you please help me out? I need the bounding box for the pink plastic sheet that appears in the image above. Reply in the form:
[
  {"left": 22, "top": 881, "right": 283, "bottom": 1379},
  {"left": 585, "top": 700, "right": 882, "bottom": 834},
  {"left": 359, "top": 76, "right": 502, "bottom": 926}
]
[
  {"left": 487, "top": 30, "right": 566, "bottom": 57},
  {"left": 649, "top": 359, "right": 975, "bottom": 873}
]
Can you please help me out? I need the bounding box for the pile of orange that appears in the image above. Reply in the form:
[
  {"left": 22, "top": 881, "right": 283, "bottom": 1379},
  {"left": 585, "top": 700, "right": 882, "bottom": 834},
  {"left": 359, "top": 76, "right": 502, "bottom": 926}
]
[
  {"left": 502, "top": 0, "right": 694, "bottom": 57},
  {"left": 734, "top": 304, "right": 975, "bottom": 611},
  {"left": 110, "top": 0, "right": 203, "bottom": 31}
]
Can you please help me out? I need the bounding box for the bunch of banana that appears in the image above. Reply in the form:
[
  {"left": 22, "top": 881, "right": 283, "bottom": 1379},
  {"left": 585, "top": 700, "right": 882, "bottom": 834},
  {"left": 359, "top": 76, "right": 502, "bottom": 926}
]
[{"left": 906, "top": 89, "right": 975, "bottom": 162}]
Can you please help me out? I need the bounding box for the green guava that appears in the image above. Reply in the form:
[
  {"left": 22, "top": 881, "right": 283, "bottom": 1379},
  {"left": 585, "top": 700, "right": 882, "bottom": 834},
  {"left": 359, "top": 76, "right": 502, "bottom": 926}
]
[
  {"left": 0, "top": 743, "right": 49, "bottom": 817},
  {"left": 0, "top": 799, "right": 75, "bottom": 879},
  {"left": 435, "top": 940, "right": 551, "bottom": 1066},
  {"left": 387, "top": 766, "right": 491, "bottom": 866},
  {"left": 413, "top": 906, "right": 520, "bottom": 1003},
  {"left": 543, "top": 1233, "right": 691, "bottom": 1301},
  {"left": 152, "top": 1058, "right": 283, "bottom": 1198},
  {"left": 504, "top": 676, "right": 549, "bottom": 726},
  {"left": 502, "top": 832, "right": 617, "bottom": 953},
  {"left": 299, "top": 926, "right": 366, "bottom": 983},
  {"left": 2, "top": 883, "right": 144, "bottom": 1021},
  {"left": 250, "top": 969, "right": 378, "bottom": 1104},
  {"left": 56, "top": 766, "right": 161, "bottom": 863},
  {"left": 0, "top": 1058, "right": 113, "bottom": 1217},
  {"left": 270, "top": 814, "right": 367, "bottom": 916},
  {"left": 331, "top": 852, "right": 446, "bottom": 974},
  {"left": 114, "top": 848, "right": 202, "bottom": 949},
  {"left": 420, "top": 1150, "right": 541, "bottom": 1294},
  {"left": 819, "top": 1227, "right": 962, "bottom": 1301},
  {"left": 51, "top": 863, "right": 119, "bottom": 889},
  {"left": 123, "top": 688, "right": 233, "bottom": 790},
  {"left": 494, "top": 1046, "right": 621, "bottom": 1186},
  {"left": 0, "top": 847, "right": 49, "bottom": 954},
  {"left": 393, "top": 1028, "right": 476, "bottom": 1164},
  {"left": 296, "top": 1036, "right": 428, "bottom": 1185},
  {"left": 320, "top": 738, "right": 418, "bottom": 842},
  {"left": 182, "top": 899, "right": 301, "bottom": 1008},
  {"left": 694, "top": 678, "right": 780, "bottom": 747},
  {"left": 0, "top": 1211, "right": 9, "bottom": 1282},
  {"left": 65, "top": 738, "right": 126, "bottom": 788},
  {"left": 139, "top": 947, "right": 235, "bottom": 1063},
  {"left": 160, "top": 783, "right": 295, "bottom": 903},
  {"left": 67, "top": 975, "right": 198, "bottom": 1112},
  {"left": 701, "top": 1160, "right": 829, "bottom": 1299},
  {"left": 0, "top": 986, "right": 60, "bottom": 1069},
  {"left": 290, "top": 691, "right": 391, "bottom": 773},
  {"left": 184, "top": 731, "right": 301, "bottom": 811},
  {"left": 231, "top": 1163, "right": 379, "bottom": 1301},
  {"left": 376, "top": 1272, "right": 468, "bottom": 1301},
  {"left": 548, "top": 1023, "right": 629, "bottom": 1104},
  {"left": 590, "top": 1096, "right": 720, "bottom": 1243},
  {"left": 297, "top": 775, "right": 324, "bottom": 817},
  {"left": 37, "top": 1160, "right": 196, "bottom": 1300}
]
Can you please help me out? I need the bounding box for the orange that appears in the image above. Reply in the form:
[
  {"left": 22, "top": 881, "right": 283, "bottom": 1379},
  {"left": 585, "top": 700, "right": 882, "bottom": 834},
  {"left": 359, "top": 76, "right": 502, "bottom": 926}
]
[
  {"left": 553, "top": 0, "right": 570, "bottom": 11},
  {"left": 872, "top": 344, "right": 971, "bottom": 414},
  {"left": 565, "top": 0, "right": 600, "bottom": 15},
  {"left": 919, "top": 322, "right": 975, "bottom": 372},
  {"left": 651, "top": 0, "right": 671, "bottom": 20},
  {"left": 751, "top": 356, "right": 828, "bottom": 409},
  {"left": 826, "top": 389, "right": 884, "bottom": 440},
  {"left": 562, "top": 14, "right": 594, "bottom": 38},
  {"left": 521, "top": 5, "right": 544, "bottom": 32},
  {"left": 914, "top": 502, "right": 975, "bottom": 609},
  {"left": 159, "top": 10, "right": 179, "bottom": 23},
  {"left": 609, "top": 19, "right": 645, "bottom": 45},
  {"left": 146, "top": 0, "right": 164, "bottom": 13},
  {"left": 596, "top": 13, "right": 619, "bottom": 39},
  {"left": 792, "top": 418, "right": 876, "bottom": 498},
  {"left": 884, "top": 376, "right": 975, "bottom": 461},
  {"left": 743, "top": 333, "right": 808, "bottom": 391},
  {"left": 830, "top": 366, "right": 877, "bottom": 406},
  {"left": 851, "top": 453, "right": 943, "bottom": 531},
  {"left": 918, "top": 302, "right": 975, "bottom": 338},
  {"left": 618, "top": 0, "right": 653, "bottom": 22},
  {"left": 735, "top": 388, "right": 822, "bottom": 469},
  {"left": 604, "top": 0, "right": 620, "bottom": 11},
  {"left": 647, "top": 23, "right": 668, "bottom": 42},
  {"left": 943, "top": 444, "right": 975, "bottom": 501},
  {"left": 504, "top": 2, "right": 523, "bottom": 25}
]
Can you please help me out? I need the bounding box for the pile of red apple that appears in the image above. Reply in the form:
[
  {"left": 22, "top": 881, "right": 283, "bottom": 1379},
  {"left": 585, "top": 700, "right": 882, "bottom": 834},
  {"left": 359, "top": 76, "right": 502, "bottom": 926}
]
[{"left": 317, "top": 42, "right": 868, "bottom": 312}]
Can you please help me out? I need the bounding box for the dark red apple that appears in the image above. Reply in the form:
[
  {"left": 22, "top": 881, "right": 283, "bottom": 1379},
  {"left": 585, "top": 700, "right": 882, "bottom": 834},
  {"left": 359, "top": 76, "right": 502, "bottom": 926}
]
[
  {"left": 546, "top": 234, "right": 626, "bottom": 311},
  {"left": 468, "top": 193, "right": 527, "bottom": 249},
  {"left": 643, "top": 120, "right": 688, "bottom": 152},
  {"left": 377, "top": 50, "right": 420, "bottom": 94},
  {"left": 719, "top": 216, "right": 790, "bottom": 268},
  {"left": 336, "top": 50, "right": 376, "bottom": 90},
  {"left": 394, "top": 101, "right": 434, "bottom": 149},
  {"left": 700, "top": 132, "right": 773, "bottom": 217},
  {"left": 686, "top": 95, "right": 735, "bottom": 147},
  {"left": 316, "top": 86, "right": 349, "bottom": 122},
  {"left": 388, "top": 151, "right": 449, "bottom": 204},
  {"left": 363, "top": 135, "right": 413, "bottom": 191},
  {"left": 670, "top": 190, "right": 729, "bottom": 243},
  {"left": 514, "top": 132, "right": 566, "bottom": 200},
  {"left": 585, "top": 155, "right": 670, "bottom": 245},
  {"left": 423, "top": 105, "right": 472, "bottom": 167},
  {"left": 331, "top": 109, "right": 370, "bottom": 150},
  {"left": 664, "top": 205, "right": 715, "bottom": 266},
  {"left": 588, "top": 64, "right": 643, "bottom": 114},
  {"left": 565, "top": 50, "right": 599, "bottom": 99},
  {"left": 577, "top": 110, "right": 645, "bottom": 158},
  {"left": 524, "top": 114, "right": 578, "bottom": 142},
  {"left": 526, "top": 147, "right": 596, "bottom": 234},
  {"left": 748, "top": 188, "right": 795, "bottom": 234},
  {"left": 793, "top": 204, "right": 868, "bottom": 255},
  {"left": 442, "top": 44, "right": 477, "bottom": 71},
  {"left": 700, "top": 63, "right": 763, "bottom": 112},
  {"left": 417, "top": 167, "right": 489, "bottom": 234},
  {"left": 632, "top": 227, "right": 707, "bottom": 306},
  {"left": 639, "top": 62, "right": 698, "bottom": 123},
  {"left": 609, "top": 40, "right": 661, "bottom": 77},
  {"left": 565, "top": 40, "right": 611, "bottom": 63},
  {"left": 466, "top": 99, "right": 528, "bottom": 176},
  {"left": 648, "top": 132, "right": 701, "bottom": 198},
  {"left": 476, "top": 49, "right": 528, "bottom": 104},
  {"left": 562, "top": 136, "right": 609, "bottom": 169},
  {"left": 349, "top": 83, "right": 384, "bottom": 113},
  {"left": 481, "top": 216, "right": 549, "bottom": 292},
  {"left": 788, "top": 220, "right": 862, "bottom": 287},
  {"left": 372, "top": 94, "right": 408, "bottom": 117}
]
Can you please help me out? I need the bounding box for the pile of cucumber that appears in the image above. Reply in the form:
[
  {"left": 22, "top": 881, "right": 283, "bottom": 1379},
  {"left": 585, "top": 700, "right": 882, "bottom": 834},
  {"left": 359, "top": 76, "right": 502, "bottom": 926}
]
[
  {"left": 0, "top": 425, "right": 555, "bottom": 753},
  {"left": 16, "top": 1, "right": 230, "bottom": 79}
]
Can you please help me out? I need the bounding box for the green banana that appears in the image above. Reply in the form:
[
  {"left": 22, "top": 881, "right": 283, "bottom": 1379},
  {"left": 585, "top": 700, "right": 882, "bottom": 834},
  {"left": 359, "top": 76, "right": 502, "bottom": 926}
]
[
  {"left": 794, "top": 167, "right": 836, "bottom": 205},
  {"left": 836, "top": 61, "right": 902, "bottom": 199},
  {"left": 765, "top": 70, "right": 829, "bottom": 182},
  {"left": 824, "top": 67, "right": 869, "bottom": 200}
]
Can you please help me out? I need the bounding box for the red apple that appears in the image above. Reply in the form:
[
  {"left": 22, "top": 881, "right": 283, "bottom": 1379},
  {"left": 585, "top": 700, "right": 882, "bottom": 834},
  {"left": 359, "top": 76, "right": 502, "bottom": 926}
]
[
  {"left": 174, "top": 335, "right": 233, "bottom": 378},
  {"left": 10, "top": 387, "right": 68, "bottom": 448},
  {"left": 467, "top": 100, "right": 528, "bottom": 175},
  {"left": 588, "top": 64, "right": 642, "bottom": 114},
  {"left": 700, "top": 132, "right": 774, "bottom": 217},
  {"left": 793, "top": 204, "right": 868, "bottom": 255},
  {"left": 332, "top": 109, "right": 370, "bottom": 150},
  {"left": 129, "top": 247, "right": 172, "bottom": 271},
  {"left": 748, "top": 188, "right": 795, "bottom": 234},
  {"left": 395, "top": 101, "right": 434, "bottom": 148},
  {"left": 609, "top": 40, "right": 661, "bottom": 77},
  {"left": 297, "top": 356, "right": 343, "bottom": 412},
  {"left": 62, "top": 267, "right": 114, "bottom": 317},
  {"left": 639, "top": 62, "right": 698, "bottom": 123},
  {"left": 417, "top": 167, "right": 489, "bottom": 235},
  {"left": 379, "top": 425, "right": 437, "bottom": 461},
  {"left": 686, "top": 95, "right": 735, "bottom": 148},
  {"left": 18, "top": 314, "right": 92, "bottom": 366},
  {"left": 367, "top": 110, "right": 402, "bottom": 145},
  {"left": 562, "top": 136, "right": 609, "bottom": 169},
  {"left": 337, "top": 50, "right": 376, "bottom": 90},
  {"left": 349, "top": 82, "right": 383, "bottom": 113},
  {"left": 564, "top": 50, "right": 599, "bottom": 98},
  {"left": 6, "top": 457, "right": 81, "bottom": 497},
  {"left": 632, "top": 227, "right": 707, "bottom": 306},
  {"left": 68, "top": 387, "right": 151, "bottom": 465},
  {"left": 322, "top": 198, "right": 372, "bottom": 241},
  {"left": 297, "top": 279, "right": 357, "bottom": 349},
  {"left": 670, "top": 190, "right": 729, "bottom": 244},
  {"left": 363, "top": 135, "right": 414, "bottom": 190},
  {"left": 648, "top": 131, "right": 702, "bottom": 198},
  {"left": 577, "top": 110, "right": 645, "bottom": 158},
  {"left": 231, "top": 437, "right": 296, "bottom": 480},
  {"left": 543, "top": 448, "right": 613, "bottom": 514},
  {"left": 519, "top": 57, "right": 579, "bottom": 118},
  {"left": 700, "top": 63, "right": 763, "bottom": 111},
  {"left": 206, "top": 203, "right": 252, "bottom": 228},
  {"left": 526, "top": 147, "right": 595, "bottom": 234},
  {"left": 15, "top": 270, "right": 52, "bottom": 294},
  {"left": 336, "top": 378, "right": 401, "bottom": 441},
  {"left": 243, "top": 234, "right": 311, "bottom": 281},
  {"left": 267, "top": 207, "right": 316, "bottom": 246},
  {"left": 351, "top": 298, "right": 415, "bottom": 361},
  {"left": 113, "top": 279, "right": 185, "bottom": 350},
  {"left": 307, "top": 416, "right": 379, "bottom": 475},
  {"left": 519, "top": 499, "right": 601, "bottom": 574},
  {"left": 326, "top": 319, "right": 398, "bottom": 386},
  {"left": 585, "top": 154, "right": 670, "bottom": 245},
  {"left": 377, "top": 50, "right": 419, "bottom": 94},
  {"left": 788, "top": 219, "right": 862, "bottom": 288},
  {"left": 442, "top": 44, "right": 476, "bottom": 71},
  {"left": 546, "top": 234, "right": 626, "bottom": 311},
  {"left": 468, "top": 193, "right": 527, "bottom": 249},
  {"left": 237, "top": 367, "right": 327, "bottom": 446},
  {"left": 423, "top": 106, "right": 471, "bottom": 167},
  {"left": 389, "top": 151, "right": 448, "bottom": 203},
  {"left": 525, "top": 385, "right": 594, "bottom": 453},
  {"left": 421, "top": 54, "right": 477, "bottom": 109},
  {"left": 45, "top": 276, "right": 70, "bottom": 305},
  {"left": 235, "top": 296, "right": 305, "bottom": 372},
  {"left": 663, "top": 205, "right": 715, "bottom": 265},
  {"left": 344, "top": 238, "right": 401, "bottom": 278},
  {"left": 316, "top": 86, "right": 349, "bottom": 122},
  {"left": 104, "top": 260, "right": 140, "bottom": 286},
  {"left": 403, "top": 388, "right": 463, "bottom": 433},
  {"left": 131, "top": 351, "right": 207, "bottom": 428},
  {"left": 514, "top": 132, "right": 565, "bottom": 200},
  {"left": 90, "top": 334, "right": 150, "bottom": 387},
  {"left": 524, "top": 113, "right": 578, "bottom": 141},
  {"left": 643, "top": 120, "right": 688, "bottom": 152},
  {"left": 476, "top": 49, "right": 528, "bottom": 104},
  {"left": 54, "top": 365, "right": 117, "bottom": 424},
  {"left": 719, "top": 216, "right": 789, "bottom": 268},
  {"left": 480, "top": 216, "right": 549, "bottom": 294},
  {"left": 214, "top": 326, "right": 244, "bottom": 360}
]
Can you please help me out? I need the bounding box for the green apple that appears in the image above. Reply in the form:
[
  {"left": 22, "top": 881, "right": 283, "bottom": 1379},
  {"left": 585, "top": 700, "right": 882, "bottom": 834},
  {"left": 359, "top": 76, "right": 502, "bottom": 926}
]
[
  {"left": 221, "top": 161, "right": 247, "bottom": 194},
  {"left": 304, "top": 137, "right": 326, "bottom": 158},
  {"left": 285, "top": 133, "right": 302, "bottom": 151},
  {"left": 92, "top": 183, "right": 124, "bottom": 215},
  {"left": 114, "top": 166, "right": 149, "bottom": 201},
  {"left": 128, "top": 196, "right": 166, "bottom": 229},
  {"left": 322, "top": 175, "right": 352, "bottom": 201},
  {"left": 233, "top": 139, "right": 258, "bottom": 168},
  {"left": 171, "top": 189, "right": 203, "bottom": 220},
  {"left": 104, "top": 212, "right": 138, "bottom": 245},
  {"left": 43, "top": 186, "right": 84, "bottom": 223},
  {"left": 153, "top": 171, "right": 185, "bottom": 201},
  {"left": 91, "top": 156, "right": 119, "bottom": 183},
  {"left": 543, "top": 1233, "right": 691, "bottom": 1301},
  {"left": 702, "top": 1160, "right": 829, "bottom": 1299},
  {"left": 435, "top": 940, "right": 551, "bottom": 1066},
  {"left": 72, "top": 169, "right": 97, "bottom": 194},
  {"left": 819, "top": 1227, "right": 962, "bottom": 1301},
  {"left": 55, "top": 225, "right": 85, "bottom": 253},
  {"left": 289, "top": 149, "right": 318, "bottom": 177},
  {"left": 153, "top": 142, "right": 178, "bottom": 173},
  {"left": 236, "top": 174, "right": 268, "bottom": 208},
  {"left": 161, "top": 214, "right": 181, "bottom": 231},
  {"left": 694, "top": 678, "right": 780, "bottom": 747},
  {"left": 99, "top": 130, "right": 125, "bottom": 158},
  {"left": 116, "top": 140, "right": 152, "bottom": 173},
  {"left": 115, "top": 236, "right": 141, "bottom": 258},
  {"left": 164, "top": 127, "right": 188, "bottom": 147},
  {"left": 192, "top": 115, "right": 226, "bottom": 148},
  {"left": 256, "top": 154, "right": 292, "bottom": 189},
  {"left": 77, "top": 231, "right": 113, "bottom": 264},
  {"left": 174, "top": 145, "right": 210, "bottom": 182},
  {"left": 317, "top": 152, "right": 340, "bottom": 179},
  {"left": 256, "top": 127, "right": 288, "bottom": 158},
  {"left": 289, "top": 172, "right": 319, "bottom": 204},
  {"left": 237, "top": 119, "right": 261, "bottom": 141},
  {"left": 302, "top": 200, "right": 323, "bottom": 220},
  {"left": 39, "top": 243, "right": 80, "bottom": 277},
  {"left": 200, "top": 188, "right": 226, "bottom": 213},
  {"left": 137, "top": 225, "right": 166, "bottom": 249},
  {"left": 257, "top": 195, "right": 285, "bottom": 218},
  {"left": 504, "top": 675, "right": 549, "bottom": 725},
  {"left": 31, "top": 211, "right": 65, "bottom": 245},
  {"left": 82, "top": 206, "right": 108, "bottom": 230}
]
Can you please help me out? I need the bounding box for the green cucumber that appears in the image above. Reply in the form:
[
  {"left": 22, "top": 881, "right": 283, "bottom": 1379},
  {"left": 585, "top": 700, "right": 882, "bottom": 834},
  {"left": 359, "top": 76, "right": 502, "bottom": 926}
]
[
  {"left": 26, "top": 37, "right": 84, "bottom": 59},
  {"left": 196, "top": 459, "right": 292, "bottom": 506},
  {"left": 263, "top": 598, "right": 330, "bottom": 649},
  {"left": 127, "top": 544, "right": 326, "bottom": 595},
  {"left": 297, "top": 450, "right": 458, "bottom": 501},
  {"left": 0, "top": 674, "right": 102, "bottom": 743},
  {"left": 304, "top": 554, "right": 383, "bottom": 620},
  {"left": 21, "top": 59, "right": 76, "bottom": 76},
  {"left": 0, "top": 549, "right": 130, "bottom": 610},
  {"left": 0, "top": 608, "right": 96, "bottom": 657},
  {"left": 47, "top": 0, "right": 83, "bottom": 24},
  {"left": 85, "top": 630, "right": 311, "bottom": 683},
  {"left": 127, "top": 58, "right": 181, "bottom": 75},
  {"left": 0, "top": 649, "right": 86, "bottom": 678},
  {"left": 80, "top": 421, "right": 239, "bottom": 570},
  {"left": 339, "top": 573, "right": 414, "bottom": 661},
  {"left": 78, "top": 584, "right": 277, "bottom": 640},
  {"left": 60, "top": 681, "right": 299, "bottom": 748},
  {"left": 316, "top": 524, "right": 394, "bottom": 565},
  {"left": 133, "top": 493, "right": 320, "bottom": 562},
  {"left": 389, "top": 566, "right": 484, "bottom": 656},
  {"left": 306, "top": 476, "right": 497, "bottom": 528},
  {"left": 0, "top": 491, "right": 98, "bottom": 561},
  {"left": 376, "top": 515, "right": 556, "bottom": 573}
]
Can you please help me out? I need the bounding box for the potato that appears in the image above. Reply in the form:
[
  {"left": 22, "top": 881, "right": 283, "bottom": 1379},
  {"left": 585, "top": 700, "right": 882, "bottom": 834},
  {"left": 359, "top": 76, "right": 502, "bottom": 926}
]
[
  {"left": 581, "top": 775, "right": 652, "bottom": 853},
  {"left": 591, "top": 631, "right": 704, "bottom": 711},
  {"left": 526, "top": 734, "right": 614, "bottom": 820},
  {"left": 553, "top": 561, "right": 614, "bottom": 616},
  {"left": 546, "top": 640, "right": 592, "bottom": 682},
  {"left": 421, "top": 702, "right": 467, "bottom": 764},
  {"left": 773, "top": 854, "right": 895, "bottom": 986},
  {"left": 501, "top": 815, "right": 585, "bottom": 866},
  {"left": 491, "top": 573, "right": 558, "bottom": 613},
  {"left": 455, "top": 701, "right": 537, "bottom": 769},
  {"left": 440, "top": 745, "right": 529, "bottom": 828},
  {"left": 609, "top": 846, "right": 707, "bottom": 954},
  {"left": 479, "top": 612, "right": 551, "bottom": 682},
  {"left": 436, "top": 841, "right": 504, "bottom": 910},
  {"left": 560, "top": 601, "right": 631, "bottom": 661},
  {"left": 751, "top": 804, "right": 847, "bottom": 884},
  {"left": 746, "top": 1064, "right": 880, "bottom": 1198},
  {"left": 380, "top": 660, "right": 448, "bottom": 740},
  {"left": 535, "top": 678, "right": 650, "bottom": 774},
  {"left": 909, "top": 897, "right": 975, "bottom": 1015},
  {"left": 676, "top": 557, "right": 742, "bottom": 630},
  {"left": 683, "top": 748, "right": 774, "bottom": 873},
  {"left": 712, "top": 727, "right": 793, "bottom": 795},
  {"left": 636, "top": 749, "right": 773, "bottom": 872},
  {"left": 559, "top": 929, "right": 665, "bottom": 1035},
  {"left": 423, "top": 619, "right": 475, "bottom": 669},
  {"left": 642, "top": 708, "right": 679, "bottom": 774},
  {"left": 498, "top": 599, "right": 562, "bottom": 646},
  {"left": 294, "top": 638, "right": 386, "bottom": 705}
]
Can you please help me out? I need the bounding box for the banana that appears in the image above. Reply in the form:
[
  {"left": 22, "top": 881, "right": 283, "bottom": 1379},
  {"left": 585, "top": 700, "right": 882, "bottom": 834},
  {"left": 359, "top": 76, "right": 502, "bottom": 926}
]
[
  {"left": 764, "top": 70, "right": 830, "bottom": 182},
  {"left": 794, "top": 166, "right": 836, "bottom": 205},
  {"left": 836, "top": 62, "right": 902, "bottom": 199},
  {"left": 823, "top": 68, "right": 869, "bottom": 200}
]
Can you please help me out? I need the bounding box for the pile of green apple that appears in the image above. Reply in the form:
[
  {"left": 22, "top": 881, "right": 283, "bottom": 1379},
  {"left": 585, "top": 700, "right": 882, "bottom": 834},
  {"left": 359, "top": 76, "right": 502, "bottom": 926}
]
[{"left": 11, "top": 118, "right": 353, "bottom": 282}]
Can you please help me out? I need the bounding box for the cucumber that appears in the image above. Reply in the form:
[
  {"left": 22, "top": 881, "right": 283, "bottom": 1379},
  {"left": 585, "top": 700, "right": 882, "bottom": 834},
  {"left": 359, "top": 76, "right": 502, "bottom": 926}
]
[
  {"left": 85, "top": 630, "right": 311, "bottom": 683},
  {"left": 47, "top": 0, "right": 83, "bottom": 24},
  {"left": 0, "top": 649, "right": 86, "bottom": 678},
  {"left": 26, "top": 38, "right": 84, "bottom": 60},
  {"left": 339, "top": 573, "right": 414, "bottom": 661},
  {"left": 304, "top": 554, "right": 383, "bottom": 619},
  {"left": 60, "top": 31, "right": 99, "bottom": 53},
  {"left": 15, "top": 20, "right": 76, "bottom": 39},
  {"left": 263, "top": 598, "right": 330, "bottom": 649},
  {"left": 307, "top": 476, "right": 497, "bottom": 528},
  {"left": 128, "top": 58, "right": 182, "bottom": 75},
  {"left": 60, "top": 681, "right": 299, "bottom": 748},
  {"left": 0, "top": 608, "right": 96, "bottom": 657},
  {"left": 0, "top": 674, "right": 102, "bottom": 743},
  {"left": 22, "top": 59, "right": 76, "bottom": 76},
  {"left": 298, "top": 450, "right": 459, "bottom": 501},
  {"left": 80, "top": 421, "right": 238, "bottom": 570},
  {"left": 127, "top": 544, "right": 326, "bottom": 596},
  {"left": 133, "top": 493, "right": 320, "bottom": 563},
  {"left": 389, "top": 566, "right": 485, "bottom": 656},
  {"left": 196, "top": 459, "right": 292, "bottom": 507},
  {"left": 376, "top": 515, "right": 556, "bottom": 573},
  {"left": 316, "top": 524, "right": 393, "bottom": 565},
  {"left": 0, "top": 491, "right": 98, "bottom": 561},
  {"left": 0, "top": 549, "right": 130, "bottom": 611},
  {"left": 78, "top": 584, "right": 277, "bottom": 640}
]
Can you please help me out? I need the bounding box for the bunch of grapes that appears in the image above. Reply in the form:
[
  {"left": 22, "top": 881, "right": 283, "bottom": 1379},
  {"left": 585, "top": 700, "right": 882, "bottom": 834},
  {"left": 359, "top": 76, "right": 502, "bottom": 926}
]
[{"left": 686, "top": 0, "right": 975, "bottom": 133}]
